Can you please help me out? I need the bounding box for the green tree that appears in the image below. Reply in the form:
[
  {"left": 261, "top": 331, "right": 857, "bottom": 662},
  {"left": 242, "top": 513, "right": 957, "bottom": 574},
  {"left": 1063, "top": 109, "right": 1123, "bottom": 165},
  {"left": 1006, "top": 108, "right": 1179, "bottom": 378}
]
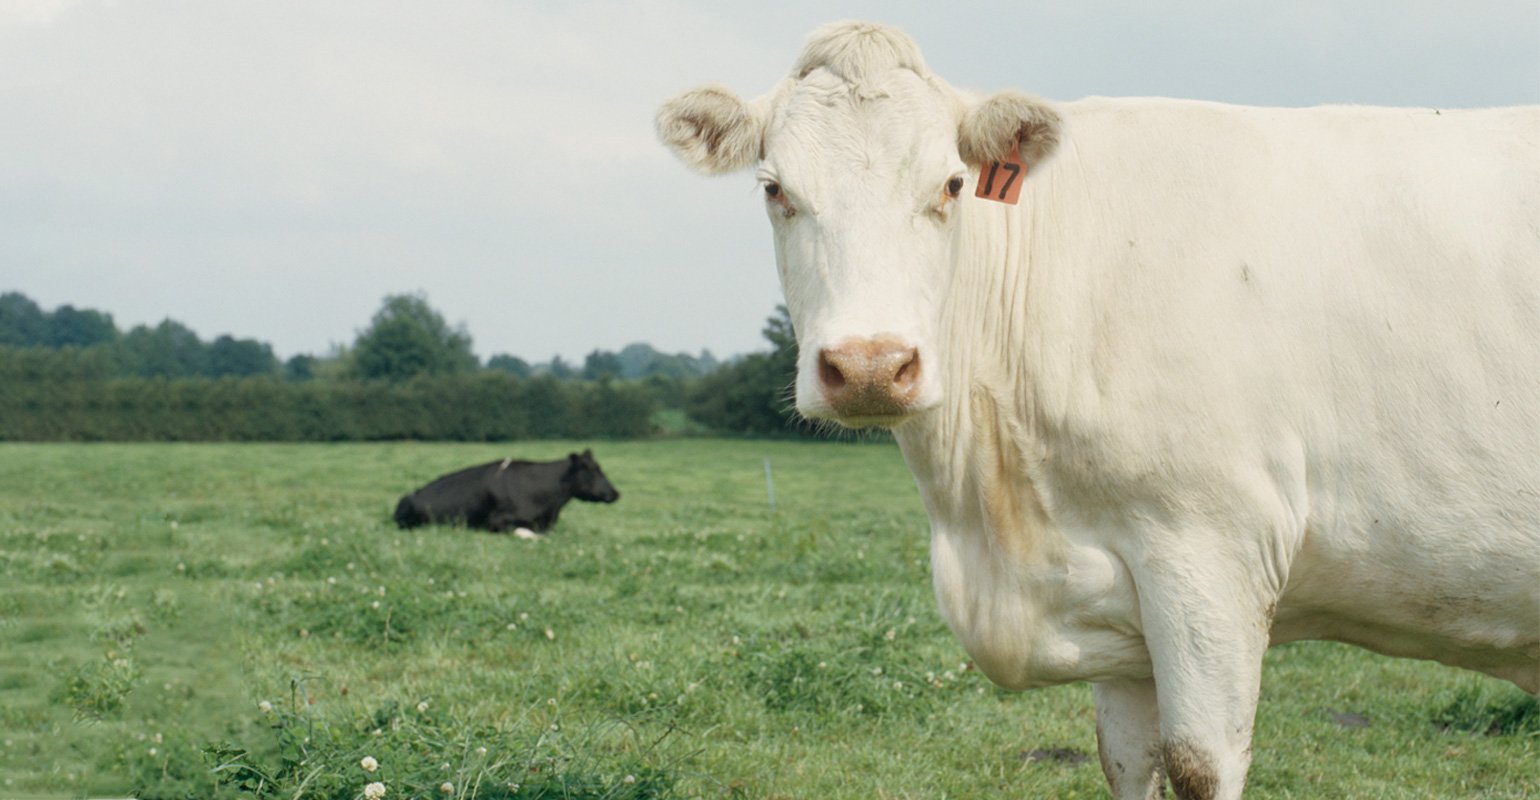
[
  {"left": 284, "top": 355, "right": 317, "bottom": 381},
  {"left": 350, "top": 293, "right": 477, "bottom": 382},
  {"left": 545, "top": 355, "right": 575, "bottom": 380},
  {"left": 485, "top": 353, "right": 531, "bottom": 377},
  {"left": 0, "top": 292, "right": 47, "bottom": 346},
  {"left": 206, "top": 335, "right": 279, "bottom": 377},
  {"left": 685, "top": 306, "right": 807, "bottom": 436},
  {"left": 116, "top": 319, "right": 208, "bottom": 378},
  {"left": 582, "top": 349, "right": 623, "bottom": 381},
  {"left": 46, "top": 305, "right": 118, "bottom": 348}
]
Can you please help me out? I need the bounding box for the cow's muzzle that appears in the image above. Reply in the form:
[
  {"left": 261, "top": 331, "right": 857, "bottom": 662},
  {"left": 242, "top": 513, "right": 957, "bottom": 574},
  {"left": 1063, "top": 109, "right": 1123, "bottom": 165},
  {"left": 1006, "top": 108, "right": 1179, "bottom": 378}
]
[{"left": 816, "top": 336, "right": 922, "bottom": 424}]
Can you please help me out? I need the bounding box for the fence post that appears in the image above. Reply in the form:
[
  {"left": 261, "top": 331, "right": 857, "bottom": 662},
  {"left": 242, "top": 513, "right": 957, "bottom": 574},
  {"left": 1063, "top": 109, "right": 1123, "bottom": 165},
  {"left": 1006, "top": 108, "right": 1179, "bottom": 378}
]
[{"left": 763, "top": 458, "right": 777, "bottom": 513}]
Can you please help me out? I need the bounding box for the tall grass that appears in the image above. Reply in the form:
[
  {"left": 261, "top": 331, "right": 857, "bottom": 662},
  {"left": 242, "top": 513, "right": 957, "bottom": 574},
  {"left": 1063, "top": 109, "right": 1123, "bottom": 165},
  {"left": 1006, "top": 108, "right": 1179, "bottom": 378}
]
[{"left": 0, "top": 442, "right": 1533, "bottom": 798}]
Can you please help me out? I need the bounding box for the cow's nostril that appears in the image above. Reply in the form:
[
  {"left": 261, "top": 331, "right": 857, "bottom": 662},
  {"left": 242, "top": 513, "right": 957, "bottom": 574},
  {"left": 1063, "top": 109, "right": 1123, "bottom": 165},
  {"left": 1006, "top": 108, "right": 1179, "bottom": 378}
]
[
  {"left": 893, "top": 349, "right": 921, "bottom": 390},
  {"left": 818, "top": 350, "right": 847, "bottom": 391}
]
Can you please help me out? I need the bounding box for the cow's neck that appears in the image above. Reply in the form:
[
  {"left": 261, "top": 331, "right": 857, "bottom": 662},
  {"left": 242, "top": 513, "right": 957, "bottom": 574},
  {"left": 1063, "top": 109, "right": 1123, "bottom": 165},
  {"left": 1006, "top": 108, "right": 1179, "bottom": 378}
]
[
  {"left": 884, "top": 179, "right": 1147, "bottom": 687},
  {"left": 893, "top": 179, "right": 1075, "bottom": 569}
]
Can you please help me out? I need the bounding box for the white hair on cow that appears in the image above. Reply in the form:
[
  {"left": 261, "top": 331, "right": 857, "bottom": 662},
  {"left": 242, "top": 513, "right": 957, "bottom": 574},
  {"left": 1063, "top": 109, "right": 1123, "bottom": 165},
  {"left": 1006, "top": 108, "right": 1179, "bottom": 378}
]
[
  {"left": 654, "top": 84, "right": 766, "bottom": 174},
  {"left": 959, "top": 91, "right": 1063, "bottom": 168},
  {"left": 791, "top": 20, "right": 931, "bottom": 84}
]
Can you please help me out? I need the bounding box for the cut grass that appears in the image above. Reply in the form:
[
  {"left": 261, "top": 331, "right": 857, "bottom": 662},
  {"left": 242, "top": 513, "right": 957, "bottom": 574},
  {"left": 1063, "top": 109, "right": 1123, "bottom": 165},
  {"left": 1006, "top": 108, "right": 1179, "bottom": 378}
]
[{"left": 0, "top": 441, "right": 1534, "bottom": 798}]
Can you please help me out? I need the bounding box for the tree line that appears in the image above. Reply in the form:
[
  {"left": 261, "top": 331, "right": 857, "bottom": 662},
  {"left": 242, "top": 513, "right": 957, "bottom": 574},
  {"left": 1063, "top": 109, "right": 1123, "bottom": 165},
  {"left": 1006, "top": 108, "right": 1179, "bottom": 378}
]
[{"left": 0, "top": 291, "right": 809, "bottom": 441}]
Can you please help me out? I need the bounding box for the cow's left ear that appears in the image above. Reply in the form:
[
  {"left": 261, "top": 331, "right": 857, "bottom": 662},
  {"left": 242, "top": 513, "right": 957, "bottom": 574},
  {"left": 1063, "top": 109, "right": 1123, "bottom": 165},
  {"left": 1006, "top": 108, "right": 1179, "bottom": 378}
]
[
  {"left": 957, "top": 91, "right": 1062, "bottom": 170},
  {"left": 656, "top": 85, "right": 766, "bottom": 174}
]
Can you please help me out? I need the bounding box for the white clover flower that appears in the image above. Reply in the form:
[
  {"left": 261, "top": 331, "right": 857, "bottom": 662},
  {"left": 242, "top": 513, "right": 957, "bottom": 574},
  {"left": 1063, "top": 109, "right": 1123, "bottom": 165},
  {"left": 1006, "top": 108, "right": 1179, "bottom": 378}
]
[
  {"left": 417, "top": 701, "right": 429, "bottom": 714},
  {"left": 476, "top": 746, "right": 488, "bottom": 756},
  {"left": 364, "top": 781, "right": 385, "bottom": 799},
  {"left": 439, "top": 782, "right": 454, "bottom": 794},
  {"left": 360, "top": 756, "right": 379, "bottom": 773},
  {"left": 884, "top": 629, "right": 896, "bottom": 641},
  {"left": 258, "top": 700, "right": 273, "bottom": 714},
  {"left": 544, "top": 628, "right": 555, "bottom": 640},
  {"left": 623, "top": 774, "right": 636, "bottom": 785}
]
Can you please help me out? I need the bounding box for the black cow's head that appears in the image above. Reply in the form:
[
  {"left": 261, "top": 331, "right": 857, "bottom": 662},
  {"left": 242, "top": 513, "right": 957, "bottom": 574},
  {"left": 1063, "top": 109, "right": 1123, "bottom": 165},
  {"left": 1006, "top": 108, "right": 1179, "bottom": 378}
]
[{"left": 565, "top": 449, "right": 620, "bottom": 503}]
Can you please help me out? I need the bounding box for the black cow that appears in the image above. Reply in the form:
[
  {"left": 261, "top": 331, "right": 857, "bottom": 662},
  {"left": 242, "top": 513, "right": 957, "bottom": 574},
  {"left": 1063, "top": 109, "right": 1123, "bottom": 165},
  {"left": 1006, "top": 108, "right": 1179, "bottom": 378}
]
[{"left": 393, "top": 450, "right": 620, "bottom": 536}]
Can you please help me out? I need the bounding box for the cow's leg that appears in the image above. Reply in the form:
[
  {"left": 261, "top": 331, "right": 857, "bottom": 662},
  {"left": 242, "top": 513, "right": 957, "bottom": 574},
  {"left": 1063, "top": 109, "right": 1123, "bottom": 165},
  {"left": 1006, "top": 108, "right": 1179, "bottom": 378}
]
[
  {"left": 1136, "top": 567, "right": 1272, "bottom": 800},
  {"left": 1094, "top": 679, "right": 1165, "bottom": 799}
]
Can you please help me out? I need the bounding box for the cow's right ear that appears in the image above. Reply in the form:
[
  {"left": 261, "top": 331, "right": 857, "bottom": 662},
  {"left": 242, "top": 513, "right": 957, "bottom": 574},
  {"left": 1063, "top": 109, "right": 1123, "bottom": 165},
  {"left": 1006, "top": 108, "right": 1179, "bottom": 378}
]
[{"left": 656, "top": 85, "right": 764, "bottom": 174}]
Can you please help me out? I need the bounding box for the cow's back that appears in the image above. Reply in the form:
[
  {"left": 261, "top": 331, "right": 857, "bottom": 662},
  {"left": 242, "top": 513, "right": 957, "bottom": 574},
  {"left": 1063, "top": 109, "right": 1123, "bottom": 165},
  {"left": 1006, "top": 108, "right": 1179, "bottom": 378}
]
[{"left": 398, "top": 461, "right": 503, "bottom": 527}]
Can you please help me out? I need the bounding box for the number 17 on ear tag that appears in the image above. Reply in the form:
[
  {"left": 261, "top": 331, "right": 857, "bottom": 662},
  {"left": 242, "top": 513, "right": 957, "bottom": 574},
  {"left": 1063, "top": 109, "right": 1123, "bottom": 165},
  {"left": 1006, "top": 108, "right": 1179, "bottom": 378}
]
[{"left": 975, "top": 148, "right": 1027, "bottom": 205}]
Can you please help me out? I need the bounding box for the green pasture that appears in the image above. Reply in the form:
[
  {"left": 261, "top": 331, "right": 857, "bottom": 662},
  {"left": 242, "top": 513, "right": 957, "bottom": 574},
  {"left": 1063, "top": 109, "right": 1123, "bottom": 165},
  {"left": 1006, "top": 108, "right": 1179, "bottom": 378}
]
[{"left": 0, "top": 441, "right": 1533, "bottom": 799}]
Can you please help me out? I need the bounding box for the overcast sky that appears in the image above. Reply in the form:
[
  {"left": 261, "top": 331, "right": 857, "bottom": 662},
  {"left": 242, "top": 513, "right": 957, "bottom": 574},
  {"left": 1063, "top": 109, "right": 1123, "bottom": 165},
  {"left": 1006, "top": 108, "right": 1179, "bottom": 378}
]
[{"left": 2, "top": 1, "right": 1536, "bottom": 363}]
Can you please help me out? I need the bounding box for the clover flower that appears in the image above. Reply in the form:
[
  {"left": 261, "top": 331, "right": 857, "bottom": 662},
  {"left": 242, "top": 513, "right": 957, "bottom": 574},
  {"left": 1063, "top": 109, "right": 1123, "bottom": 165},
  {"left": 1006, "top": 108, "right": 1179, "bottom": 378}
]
[
  {"left": 364, "top": 782, "right": 385, "bottom": 799},
  {"left": 360, "top": 756, "right": 379, "bottom": 773}
]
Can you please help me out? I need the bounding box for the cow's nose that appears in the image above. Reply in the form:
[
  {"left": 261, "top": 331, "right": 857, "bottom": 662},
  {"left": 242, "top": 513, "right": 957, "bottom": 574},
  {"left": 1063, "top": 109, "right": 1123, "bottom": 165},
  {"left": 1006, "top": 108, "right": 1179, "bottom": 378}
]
[{"left": 817, "top": 337, "right": 922, "bottom": 420}]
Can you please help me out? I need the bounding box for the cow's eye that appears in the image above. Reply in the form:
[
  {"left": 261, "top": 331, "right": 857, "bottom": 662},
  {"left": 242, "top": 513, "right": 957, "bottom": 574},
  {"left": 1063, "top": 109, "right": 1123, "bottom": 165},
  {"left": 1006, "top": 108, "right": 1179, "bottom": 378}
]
[{"left": 945, "top": 176, "right": 965, "bottom": 198}]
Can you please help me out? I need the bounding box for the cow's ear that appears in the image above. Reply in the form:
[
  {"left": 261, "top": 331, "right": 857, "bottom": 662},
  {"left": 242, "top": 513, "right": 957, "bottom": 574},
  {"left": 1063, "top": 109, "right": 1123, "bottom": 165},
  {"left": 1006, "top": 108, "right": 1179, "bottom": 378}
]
[
  {"left": 656, "top": 85, "right": 765, "bottom": 174},
  {"left": 957, "top": 91, "right": 1062, "bottom": 170}
]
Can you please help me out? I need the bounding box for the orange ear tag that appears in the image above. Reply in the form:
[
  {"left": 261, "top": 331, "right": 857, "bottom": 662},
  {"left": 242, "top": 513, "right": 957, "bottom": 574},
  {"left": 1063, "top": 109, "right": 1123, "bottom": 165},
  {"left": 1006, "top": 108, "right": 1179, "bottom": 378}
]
[{"left": 974, "top": 148, "right": 1027, "bottom": 205}]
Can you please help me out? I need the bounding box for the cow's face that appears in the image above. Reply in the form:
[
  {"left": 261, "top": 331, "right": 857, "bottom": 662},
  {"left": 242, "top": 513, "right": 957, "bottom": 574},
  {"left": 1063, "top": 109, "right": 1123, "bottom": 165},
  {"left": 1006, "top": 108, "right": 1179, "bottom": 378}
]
[
  {"left": 658, "top": 23, "right": 1060, "bottom": 428},
  {"left": 566, "top": 450, "right": 620, "bottom": 503}
]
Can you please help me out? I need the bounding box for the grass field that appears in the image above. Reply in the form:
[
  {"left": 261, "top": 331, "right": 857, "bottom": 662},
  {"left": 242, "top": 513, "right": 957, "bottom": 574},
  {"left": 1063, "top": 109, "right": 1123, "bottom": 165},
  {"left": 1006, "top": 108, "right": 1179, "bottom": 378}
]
[{"left": 0, "top": 441, "right": 1534, "bottom": 799}]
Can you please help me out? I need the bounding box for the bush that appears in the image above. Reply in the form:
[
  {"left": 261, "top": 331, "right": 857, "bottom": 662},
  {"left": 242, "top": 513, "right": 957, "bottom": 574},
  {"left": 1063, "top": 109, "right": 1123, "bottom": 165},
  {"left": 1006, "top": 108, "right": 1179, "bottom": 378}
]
[{"left": 0, "top": 373, "right": 657, "bottom": 442}]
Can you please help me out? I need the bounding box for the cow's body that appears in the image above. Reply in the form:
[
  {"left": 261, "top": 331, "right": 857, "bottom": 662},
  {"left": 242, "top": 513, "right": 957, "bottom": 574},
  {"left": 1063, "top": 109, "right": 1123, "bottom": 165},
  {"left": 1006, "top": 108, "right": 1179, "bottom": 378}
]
[
  {"left": 660, "top": 21, "right": 1538, "bottom": 799},
  {"left": 394, "top": 450, "right": 619, "bottom": 535}
]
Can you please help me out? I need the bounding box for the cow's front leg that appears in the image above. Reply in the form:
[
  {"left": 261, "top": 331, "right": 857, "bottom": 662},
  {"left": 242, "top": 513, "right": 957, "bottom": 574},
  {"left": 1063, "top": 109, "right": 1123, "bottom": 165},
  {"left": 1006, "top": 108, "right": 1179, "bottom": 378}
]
[
  {"left": 1094, "top": 678, "right": 1165, "bottom": 799},
  {"left": 1134, "top": 551, "right": 1275, "bottom": 800}
]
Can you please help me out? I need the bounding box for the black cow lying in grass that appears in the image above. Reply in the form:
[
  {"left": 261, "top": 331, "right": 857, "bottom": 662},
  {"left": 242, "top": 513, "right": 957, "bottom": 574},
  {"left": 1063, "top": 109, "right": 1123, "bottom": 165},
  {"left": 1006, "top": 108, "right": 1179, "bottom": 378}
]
[{"left": 393, "top": 450, "right": 620, "bottom": 538}]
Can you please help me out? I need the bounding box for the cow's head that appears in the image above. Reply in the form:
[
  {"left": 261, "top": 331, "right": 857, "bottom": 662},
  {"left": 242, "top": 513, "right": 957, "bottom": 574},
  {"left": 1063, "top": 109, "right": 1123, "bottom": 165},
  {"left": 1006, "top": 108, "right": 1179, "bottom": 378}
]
[
  {"left": 658, "top": 21, "right": 1060, "bottom": 428},
  {"left": 565, "top": 449, "right": 620, "bottom": 503}
]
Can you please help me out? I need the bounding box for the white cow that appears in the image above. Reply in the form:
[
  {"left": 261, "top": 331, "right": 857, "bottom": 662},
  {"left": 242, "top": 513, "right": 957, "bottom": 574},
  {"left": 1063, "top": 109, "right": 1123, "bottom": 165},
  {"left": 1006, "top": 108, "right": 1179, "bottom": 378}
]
[{"left": 658, "top": 21, "right": 1539, "bottom": 800}]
